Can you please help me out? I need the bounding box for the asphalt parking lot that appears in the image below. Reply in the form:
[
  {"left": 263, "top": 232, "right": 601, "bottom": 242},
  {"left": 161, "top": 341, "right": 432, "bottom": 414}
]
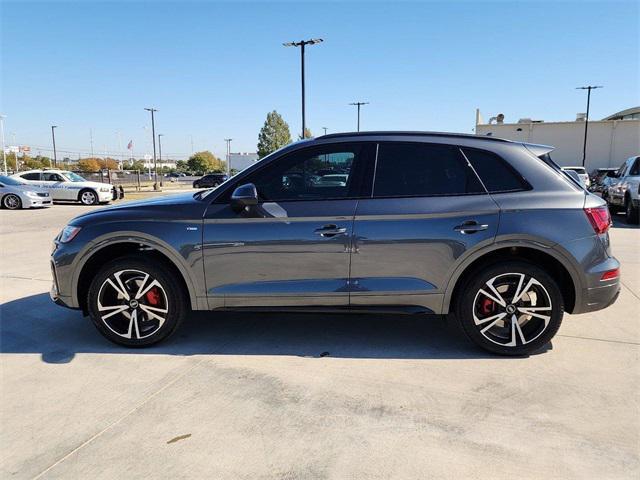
[{"left": 1, "top": 202, "right": 638, "bottom": 479}]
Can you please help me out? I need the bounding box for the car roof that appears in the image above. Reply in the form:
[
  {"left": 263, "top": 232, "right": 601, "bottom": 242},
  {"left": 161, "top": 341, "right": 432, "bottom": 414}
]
[{"left": 317, "top": 130, "right": 512, "bottom": 143}]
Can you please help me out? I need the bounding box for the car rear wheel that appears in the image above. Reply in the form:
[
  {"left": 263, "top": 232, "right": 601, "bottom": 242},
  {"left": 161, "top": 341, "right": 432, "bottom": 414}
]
[
  {"left": 87, "top": 257, "right": 187, "bottom": 347},
  {"left": 79, "top": 189, "right": 98, "bottom": 205},
  {"left": 625, "top": 196, "right": 639, "bottom": 224},
  {"left": 2, "top": 194, "right": 22, "bottom": 210},
  {"left": 193, "top": 182, "right": 200, "bottom": 188},
  {"left": 454, "top": 261, "right": 564, "bottom": 356}
]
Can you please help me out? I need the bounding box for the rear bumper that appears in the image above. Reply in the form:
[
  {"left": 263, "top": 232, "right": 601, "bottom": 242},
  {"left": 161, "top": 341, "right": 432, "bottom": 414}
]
[{"left": 577, "top": 280, "right": 621, "bottom": 313}]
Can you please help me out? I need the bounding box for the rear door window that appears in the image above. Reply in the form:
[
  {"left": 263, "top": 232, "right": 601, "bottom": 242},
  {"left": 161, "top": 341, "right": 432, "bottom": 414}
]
[
  {"left": 372, "top": 142, "right": 484, "bottom": 197},
  {"left": 21, "top": 173, "right": 41, "bottom": 181},
  {"left": 461, "top": 148, "right": 529, "bottom": 193}
]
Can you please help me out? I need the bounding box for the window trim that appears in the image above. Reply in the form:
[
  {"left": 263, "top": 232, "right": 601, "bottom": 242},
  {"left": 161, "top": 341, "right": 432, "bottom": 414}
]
[
  {"left": 368, "top": 141, "right": 488, "bottom": 200},
  {"left": 212, "top": 141, "right": 375, "bottom": 204}
]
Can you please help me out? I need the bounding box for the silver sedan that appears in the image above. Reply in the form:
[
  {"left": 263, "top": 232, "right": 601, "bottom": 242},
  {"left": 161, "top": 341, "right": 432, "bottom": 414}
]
[{"left": 0, "top": 175, "right": 52, "bottom": 209}]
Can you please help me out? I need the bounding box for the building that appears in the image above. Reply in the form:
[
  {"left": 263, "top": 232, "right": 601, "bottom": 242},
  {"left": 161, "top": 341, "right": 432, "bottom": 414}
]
[
  {"left": 228, "top": 152, "right": 259, "bottom": 172},
  {"left": 475, "top": 107, "right": 640, "bottom": 171}
]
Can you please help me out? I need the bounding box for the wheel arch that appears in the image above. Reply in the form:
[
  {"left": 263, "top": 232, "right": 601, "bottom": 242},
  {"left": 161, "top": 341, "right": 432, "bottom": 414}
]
[
  {"left": 72, "top": 235, "right": 200, "bottom": 313},
  {"left": 443, "top": 241, "right": 581, "bottom": 315},
  {"left": 77, "top": 187, "right": 98, "bottom": 203}
]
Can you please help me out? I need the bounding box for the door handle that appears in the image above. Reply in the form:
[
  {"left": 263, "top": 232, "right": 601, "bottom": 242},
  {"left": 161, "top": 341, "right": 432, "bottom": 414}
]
[
  {"left": 314, "top": 224, "right": 347, "bottom": 237},
  {"left": 454, "top": 221, "right": 489, "bottom": 234}
]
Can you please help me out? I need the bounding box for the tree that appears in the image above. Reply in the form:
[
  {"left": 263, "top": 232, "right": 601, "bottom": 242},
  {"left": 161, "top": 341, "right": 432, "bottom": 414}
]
[
  {"left": 187, "top": 151, "right": 225, "bottom": 174},
  {"left": 299, "top": 128, "right": 313, "bottom": 140},
  {"left": 175, "top": 160, "right": 188, "bottom": 173},
  {"left": 257, "top": 110, "right": 292, "bottom": 158},
  {"left": 77, "top": 158, "right": 101, "bottom": 172},
  {"left": 98, "top": 158, "right": 119, "bottom": 170}
]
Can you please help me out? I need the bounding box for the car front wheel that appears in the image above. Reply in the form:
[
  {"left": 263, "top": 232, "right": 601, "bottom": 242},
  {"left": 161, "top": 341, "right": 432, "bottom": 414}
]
[
  {"left": 625, "top": 196, "right": 639, "bottom": 224},
  {"left": 87, "top": 257, "right": 187, "bottom": 347},
  {"left": 79, "top": 189, "right": 98, "bottom": 205},
  {"left": 454, "top": 261, "right": 564, "bottom": 356},
  {"left": 2, "top": 194, "right": 22, "bottom": 210}
]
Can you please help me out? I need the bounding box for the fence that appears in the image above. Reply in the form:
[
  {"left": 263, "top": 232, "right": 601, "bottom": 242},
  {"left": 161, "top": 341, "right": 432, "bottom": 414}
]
[{"left": 72, "top": 170, "right": 199, "bottom": 190}]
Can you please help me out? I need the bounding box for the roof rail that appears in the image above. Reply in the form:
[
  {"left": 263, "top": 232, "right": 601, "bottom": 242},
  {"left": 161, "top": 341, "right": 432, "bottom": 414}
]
[{"left": 317, "top": 131, "right": 512, "bottom": 142}]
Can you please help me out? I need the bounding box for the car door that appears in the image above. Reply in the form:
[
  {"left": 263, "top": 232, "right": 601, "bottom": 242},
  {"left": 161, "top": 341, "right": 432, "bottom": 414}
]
[
  {"left": 41, "top": 172, "right": 72, "bottom": 200},
  {"left": 349, "top": 142, "right": 500, "bottom": 313},
  {"left": 202, "top": 142, "right": 373, "bottom": 308}
]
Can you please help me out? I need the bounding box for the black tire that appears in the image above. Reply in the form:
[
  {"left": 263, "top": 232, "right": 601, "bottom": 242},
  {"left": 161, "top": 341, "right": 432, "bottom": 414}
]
[
  {"left": 454, "top": 261, "right": 564, "bottom": 356},
  {"left": 625, "top": 195, "right": 639, "bottom": 224},
  {"left": 79, "top": 189, "right": 98, "bottom": 205},
  {"left": 193, "top": 182, "right": 200, "bottom": 189},
  {"left": 2, "top": 194, "right": 22, "bottom": 210},
  {"left": 87, "top": 256, "right": 187, "bottom": 347}
]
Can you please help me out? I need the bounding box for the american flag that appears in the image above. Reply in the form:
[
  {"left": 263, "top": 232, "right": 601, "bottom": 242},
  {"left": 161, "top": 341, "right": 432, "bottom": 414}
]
[{"left": 127, "top": 140, "right": 133, "bottom": 150}]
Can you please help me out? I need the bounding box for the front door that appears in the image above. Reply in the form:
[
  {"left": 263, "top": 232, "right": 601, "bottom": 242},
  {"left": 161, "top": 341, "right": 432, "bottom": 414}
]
[
  {"left": 349, "top": 142, "right": 500, "bottom": 313},
  {"left": 202, "top": 142, "right": 373, "bottom": 308}
]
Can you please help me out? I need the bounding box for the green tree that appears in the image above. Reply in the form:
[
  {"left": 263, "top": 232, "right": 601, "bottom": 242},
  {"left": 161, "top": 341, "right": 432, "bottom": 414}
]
[
  {"left": 187, "top": 151, "right": 225, "bottom": 174},
  {"left": 175, "top": 160, "right": 189, "bottom": 173},
  {"left": 257, "top": 110, "right": 292, "bottom": 158}
]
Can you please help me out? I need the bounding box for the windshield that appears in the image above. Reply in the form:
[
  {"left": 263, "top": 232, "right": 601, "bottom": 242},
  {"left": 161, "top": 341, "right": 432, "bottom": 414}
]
[
  {"left": 61, "top": 171, "right": 86, "bottom": 182},
  {"left": 0, "top": 175, "right": 25, "bottom": 186}
]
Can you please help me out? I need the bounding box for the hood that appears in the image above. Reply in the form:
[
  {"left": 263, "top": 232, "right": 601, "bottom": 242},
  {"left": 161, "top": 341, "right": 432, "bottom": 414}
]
[
  {"left": 81, "top": 180, "right": 114, "bottom": 189},
  {"left": 69, "top": 191, "right": 206, "bottom": 225}
]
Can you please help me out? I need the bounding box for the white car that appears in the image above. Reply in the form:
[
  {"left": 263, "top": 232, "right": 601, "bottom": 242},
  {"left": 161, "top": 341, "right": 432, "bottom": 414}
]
[
  {"left": 606, "top": 155, "right": 640, "bottom": 224},
  {"left": 561, "top": 166, "right": 590, "bottom": 188},
  {"left": 11, "top": 169, "right": 119, "bottom": 205},
  {"left": 0, "top": 174, "right": 52, "bottom": 209}
]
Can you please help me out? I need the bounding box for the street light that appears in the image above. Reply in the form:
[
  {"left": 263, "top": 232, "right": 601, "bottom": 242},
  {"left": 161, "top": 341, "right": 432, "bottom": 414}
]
[
  {"left": 576, "top": 85, "right": 603, "bottom": 167},
  {"left": 349, "top": 102, "right": 369, "bottom": 132},
  {"left": 224, "top": 138, "right": 232, "bottom": 176},
  {"left": 322, "top": 127, "right": 328, "bottom": 136},
  {"left": 0, "top": 115, "right": 6, "bottom": 174},
  {"left": 51, "top": 125, "right": 58, "bottom": 167},
  {"left": 144, "top": 107, "right": 159, "bottom": 190},
  {"left": 158, "top": 134, "right": 164, "bottom": 187},
  {"left": 283, "top": 38, "right": 323, "bottom": 138}
]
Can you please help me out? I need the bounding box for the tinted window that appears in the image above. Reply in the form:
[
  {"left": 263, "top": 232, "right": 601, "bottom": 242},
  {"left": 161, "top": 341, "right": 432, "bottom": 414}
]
[
  {"left": 242, "top": 144, "right": 364, "bottom": 201},
  {"left": 21, "top": 173, "right": 41, "bottom": 181},
  {"left": 373, "top": 143, "right": 484, "bottom": 197},
  {"left": 462, "top": 148, "right": 528, "bottom": 193},
  {"left": 630, "top": 158, "right": 640, "bottom": 176},
  {"left": 43, "top": 173, "right": 64, "bottom": 181}
]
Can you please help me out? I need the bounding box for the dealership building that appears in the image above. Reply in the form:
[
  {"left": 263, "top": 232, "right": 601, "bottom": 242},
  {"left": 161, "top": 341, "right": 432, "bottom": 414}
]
[{"left": 475, "top": 107, "right": 639, "bottom": 171}]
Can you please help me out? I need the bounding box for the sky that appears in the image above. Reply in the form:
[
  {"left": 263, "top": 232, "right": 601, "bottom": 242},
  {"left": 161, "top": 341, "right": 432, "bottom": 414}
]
[{"left": 1, "top": 0, "right": 638, "bottom": 160}]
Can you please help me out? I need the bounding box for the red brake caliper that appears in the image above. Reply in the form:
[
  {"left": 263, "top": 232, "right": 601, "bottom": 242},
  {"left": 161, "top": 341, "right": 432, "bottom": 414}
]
[
  {"left": 481, "top": 298, "right": 494, "bottom": 314},
  {"left": 145, "top": 287, "right": 161, "bottom": 306}
]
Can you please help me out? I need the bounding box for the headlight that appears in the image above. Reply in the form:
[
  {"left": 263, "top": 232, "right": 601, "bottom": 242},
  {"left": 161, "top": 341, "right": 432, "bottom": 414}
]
[
  {"left": 25, "top": 191, "right": 39, "bottom": 198},
  {"left": 59, "top": 225, "right": 82, "bottom": 243},
  {"left": 100, "top": 187, "right": 111, "bottom": 192}
]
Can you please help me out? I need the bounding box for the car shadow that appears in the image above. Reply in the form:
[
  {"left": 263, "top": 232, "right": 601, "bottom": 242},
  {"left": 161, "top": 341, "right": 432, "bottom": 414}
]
[
  {"left": 0, "top": 293, "right": 547, "bottom": 364},
  {"left": 611, "top": 215, "right": 640, "bottom": 229}
]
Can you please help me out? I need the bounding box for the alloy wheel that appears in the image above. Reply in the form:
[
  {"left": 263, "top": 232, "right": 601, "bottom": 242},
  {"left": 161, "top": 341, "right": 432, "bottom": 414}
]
[
  {"left": 472, "top": 272, "right": 553, "bottom": 347},
  {"left": 3, "top": 194, "right": 21, "bottom": 210},
  {"left": 96, "top": 269, "right": 169, "bottom": 340},
  {"left": 81, "top": 191, "right": 97, "bottom": 205}
]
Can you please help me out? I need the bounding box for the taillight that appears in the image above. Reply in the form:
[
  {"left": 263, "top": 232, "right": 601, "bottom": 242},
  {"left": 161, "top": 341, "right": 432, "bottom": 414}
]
[
  {"left": 584, "top": 206, "right": 611, "bottom": 234},
  {"left": 601, "top": 268, "right": 620, "bottom": 281}
]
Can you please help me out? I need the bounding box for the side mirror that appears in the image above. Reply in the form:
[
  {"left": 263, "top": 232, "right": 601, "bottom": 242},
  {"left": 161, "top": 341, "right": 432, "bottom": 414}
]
[{"left": 230, "top": 183, "right": 258, "bottom": 212}]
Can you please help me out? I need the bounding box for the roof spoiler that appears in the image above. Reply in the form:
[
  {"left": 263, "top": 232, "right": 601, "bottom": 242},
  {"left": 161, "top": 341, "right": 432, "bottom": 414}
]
[{"left": 523, "top": 143, "right": 555, "bottom": 157}]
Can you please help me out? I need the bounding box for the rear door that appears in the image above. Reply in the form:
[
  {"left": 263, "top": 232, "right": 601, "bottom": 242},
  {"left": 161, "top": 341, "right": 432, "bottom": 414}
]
[
  {"left": 202, "top": 142, "right": 373, "bottom": 308},
  {"left": 349, "top": 142, "right": 500, "bottom": 313}
]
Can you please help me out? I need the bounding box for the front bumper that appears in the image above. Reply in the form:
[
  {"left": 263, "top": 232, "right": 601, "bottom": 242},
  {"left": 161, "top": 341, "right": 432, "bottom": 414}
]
[{"left": 24, "top": 196, "right": 53, "bottom": 208}]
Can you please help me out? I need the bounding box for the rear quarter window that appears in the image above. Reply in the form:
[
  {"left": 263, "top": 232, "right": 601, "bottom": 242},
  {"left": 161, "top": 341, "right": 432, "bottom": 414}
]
[{"left": 461, "top": 148, "right": 529, "bottom": 193}]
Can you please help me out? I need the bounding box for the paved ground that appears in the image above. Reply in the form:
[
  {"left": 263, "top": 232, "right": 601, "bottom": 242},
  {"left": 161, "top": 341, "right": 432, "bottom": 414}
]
[{"left": 1, "top": 202, "right": 638, "bottom": 479}]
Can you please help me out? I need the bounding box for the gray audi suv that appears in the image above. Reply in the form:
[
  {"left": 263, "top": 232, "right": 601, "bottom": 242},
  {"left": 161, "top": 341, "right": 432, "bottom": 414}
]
[{"left": 50, "top": 132, "right": 620, "bottom": 355}]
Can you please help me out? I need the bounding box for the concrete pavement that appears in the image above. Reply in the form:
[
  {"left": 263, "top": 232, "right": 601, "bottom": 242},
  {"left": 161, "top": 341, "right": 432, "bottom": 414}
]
[{"left": 1, "top": 203, "right": 638, "bottom": 479}]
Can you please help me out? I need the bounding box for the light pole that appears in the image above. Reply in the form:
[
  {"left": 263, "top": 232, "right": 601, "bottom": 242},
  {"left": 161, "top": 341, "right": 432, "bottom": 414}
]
[
  {"left": 158, "top": 134, "right": 164, "bottom": 186},
  {"left": 224, "top": 138, "right": 232, "bottom": 176},
  {"left": 349, "top": 102, "right": 369, "bottom": 132},
  {"left": 51, "top": 126, "right": 58, "bottom": 167},
  {"left": 144, "top": 107, "right": 159, "bottom": 190},
  {"left": 0, "top": 115, "right": 6, "bottom": 174},
  {"left": 322, "top": 127, "right": 328, "bottom": 135},
  {"left": 576, "top": 85, "right": 603, "bottom": 167},
  {"left": 283, "top": 38, "right": 323, "bottom": 139}
]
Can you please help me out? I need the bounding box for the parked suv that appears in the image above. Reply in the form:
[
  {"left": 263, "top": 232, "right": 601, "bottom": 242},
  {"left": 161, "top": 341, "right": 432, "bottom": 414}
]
[
  {"left": 51, "top": 132, "right": 620, "bottom": 355},
  {"left": 193, "top": 173, "right": 228, "bottom": 189},
  {"left": 605, "top": 156, "right": 640, "bottom": 224}
]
